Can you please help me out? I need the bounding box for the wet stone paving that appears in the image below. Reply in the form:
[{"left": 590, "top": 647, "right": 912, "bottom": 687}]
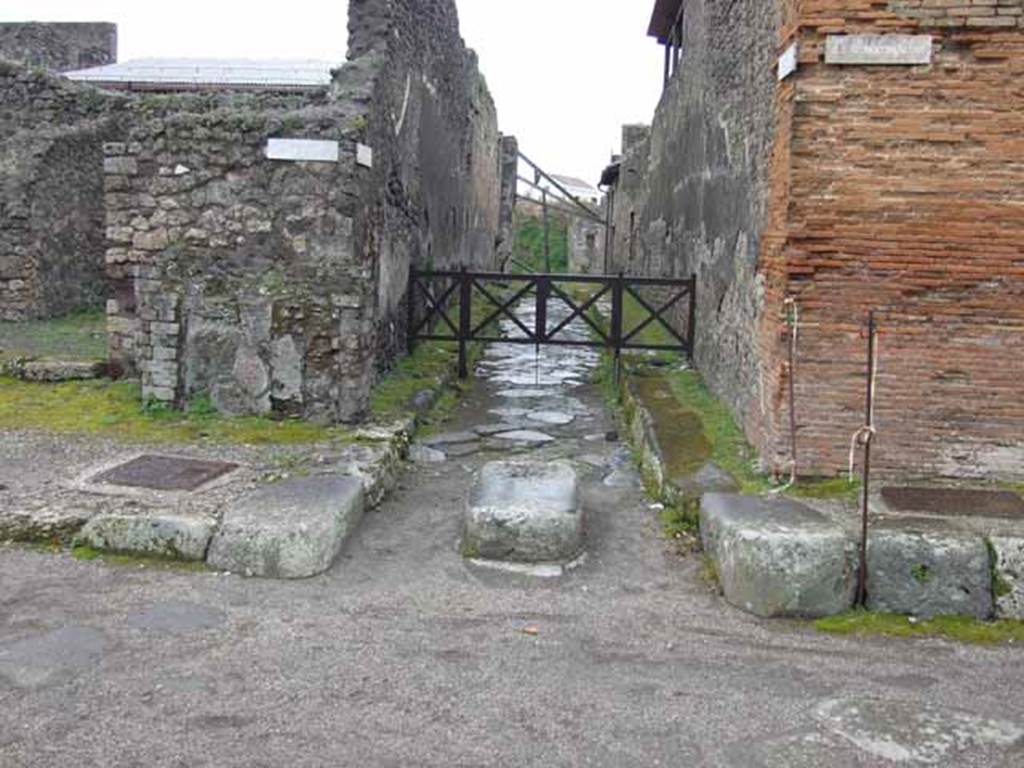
[{"left": 410, "top": 298, "right": 640, "bottom": 490}]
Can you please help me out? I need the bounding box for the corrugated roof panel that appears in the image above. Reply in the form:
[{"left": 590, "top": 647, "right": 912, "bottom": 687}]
[{"left": 64, "top": 58, "right": 335, "bottom": 89}]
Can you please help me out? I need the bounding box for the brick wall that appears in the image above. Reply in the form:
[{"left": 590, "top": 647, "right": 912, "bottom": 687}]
[{"left": 773, "top": 0, "right": 1024, "bottom": 479}]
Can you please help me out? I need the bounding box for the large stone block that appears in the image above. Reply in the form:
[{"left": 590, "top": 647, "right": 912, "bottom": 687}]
[
  {"left": 987, "top": 536, "right": 1023, "bottom": 620},
  {"left": 700, "top": 494, "right": 858, "bottom": 618},
  {"left": 207, "top": 476, "right": 364, "bottom": 579},
  {"left": 77, "top": 514, "right": 215, "bottom": 561},
  {"left": 463, "top": 460, "right": 583, "bottom": 563},
  {"left": 866, "top": 528, "right": 992, "bottom": 620}
]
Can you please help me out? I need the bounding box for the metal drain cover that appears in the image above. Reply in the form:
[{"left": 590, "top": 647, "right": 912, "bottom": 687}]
[
  {"left": 92, "top": 455, "right": 238, "bottom": 492},
  {"left": 881, "top": 487, "right": 1024, "bottom": 520}
]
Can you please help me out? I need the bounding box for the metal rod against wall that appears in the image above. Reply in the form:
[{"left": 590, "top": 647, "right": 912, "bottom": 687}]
[
  {"left": 855, "top": 311, "right": 877, "bottom": 607},
  {"left": 457, "top": 266, "right": 471, "bottom": 379},
  {"left": 542, "top": 190, "right": 551, "bottom": 273}
]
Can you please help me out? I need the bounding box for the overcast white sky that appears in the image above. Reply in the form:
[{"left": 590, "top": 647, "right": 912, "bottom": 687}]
[{"left": 3, "top": 1, "right": 663, "bottom": 184}]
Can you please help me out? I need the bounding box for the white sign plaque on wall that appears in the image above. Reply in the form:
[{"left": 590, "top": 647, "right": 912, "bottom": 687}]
[
  {"left": 778, "top": 42, "right": 798, "bottom": 81},
  {"left": 265, "top": 138, "right": 340, "bottom": 163},
  {"left": 825, "top": 35, "right": 933, "bottom": 66},
  {"left": 356, "top": 143, "right": 374, "bottom": 168}
]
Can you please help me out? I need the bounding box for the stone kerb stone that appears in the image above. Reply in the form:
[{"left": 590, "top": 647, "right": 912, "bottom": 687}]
[
  {"left": 463, "top": 460, "right": 584, "bottom": 564},
  {"left": 77, "top": 514, "right": 215, "bottom": 562},
  {"left": 207, "top": 475, "right": 364, "bottom": 579},
  {"left": 700, "top": 494, "right": 858, "bottom": 618},
  {"left": 866, "top": 526, "right": 993, "bottom": 620},
  {"left": 989, "top": 536, "right": 1024, "bottom": 620}
]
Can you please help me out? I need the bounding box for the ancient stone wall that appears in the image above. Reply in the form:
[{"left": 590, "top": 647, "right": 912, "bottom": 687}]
[
  {"left": 105, "top": 0, "right": 503, "bottom": 422},
  {"left": 568, "top": 214, "right": 604, "bottom": 275},
  {"left": 635, "top": 0, "right": 782, "bottom": 456},
  {"left": 609, "top": 124, "right": 651, "bottom": 277},
  {"left": 0, "top": 22, "right": 116, "bottom": 73},
  {"left": 496, "top": 135, "right": 519, "bottom": 269},
  {"left": 0, "top": 61, "right": 123, "bottom": 320}
]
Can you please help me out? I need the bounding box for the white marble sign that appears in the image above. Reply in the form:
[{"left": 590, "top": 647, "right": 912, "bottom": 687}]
[
  {"left": 356, "top": 143, "right": 374, "bottom": 169},
  {"left": 265, "top": 138, "right": 340, "bottom": 163},
  {"left": 778, "top": 42, "right": 798, "bottom": 81},
  {"left": 825, "top": 35, "right": 933, "bottom": 66}
]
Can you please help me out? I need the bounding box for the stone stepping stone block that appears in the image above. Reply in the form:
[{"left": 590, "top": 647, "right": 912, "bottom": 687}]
[
  {"left": 421, "top": 431, "right": 480, "bottom": 447},
  {"left": 990, "top": 535, "right": 1024, "bottom": 620},
  {"left": 409, "top": 444, "right": 446, "bottom": 464},
  {"left": 701, "top": 494, "right": 858, "bottom": 618},
  {"left": 527, "top": 410, "right": 575, "bottom": 426},
  {"left": 77, "top": 514, "right": 216, "bottom": 561},
  {"left": 866, "top": 526, "right": 992, "bottom": 620},
  {"left": 207, "top": 476, "right": 364, "bottom": 579},
  {"left": 463, "top": 460, "right": 584, "bottom": 563},
  {"left": 493, "top": 430, "right": 555, "bottom": 444}
]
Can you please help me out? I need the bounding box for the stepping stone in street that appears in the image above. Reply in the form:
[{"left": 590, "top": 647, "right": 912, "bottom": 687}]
[
  {"left": 496, "top": 388, "right": 560, "bottom": 399},
  {"left": 473, "top": 423, "right": 523, "bottom": 436},
  {"left": 409, "top": 444, "right": 446, "bottom": 464},
  {"left": 207, "top": 475, "right": 364, "bottom": 579},
  {"left": 493, "top": 430, "right": 555, "bottom": 444},
  {"left": 463, "top": 460, "right": 584, "bottom": 563},
  {"left": 489, "top": 407, "right": 530, "bottom": 420},
  {"left": 421, "top": 431, "right": 480, "bottom": 447},
  {"left": 603, "top": 467, "right": 642, "bottom": 488},
  {"left": 527, "top": 410, "right": 575, "bottom": 426}
]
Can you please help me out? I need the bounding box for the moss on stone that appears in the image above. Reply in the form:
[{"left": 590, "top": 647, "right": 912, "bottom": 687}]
[
  {"left": 0, "top": 376, "right": 351, "bottom": 445},
  {"left": 987, "top": 539, "right": 1014, "bottom": 599},
  {"left": 815, "top": 610, "right": 1024, "bottom": 646},
  {"left": 71, "top": 544, "right": 208, "bottom": 572}
]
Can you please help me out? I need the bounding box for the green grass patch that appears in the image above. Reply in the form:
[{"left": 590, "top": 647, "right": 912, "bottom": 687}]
[
  {"left": 0, "top": 311, "right": 107, "bottom": 363},
  {"left": 659, "top": 504, "right": 699, "bottom": 538},
  {"left": 513, "top": 213, "right": 569, "bottom": 272},
  {"left": 0, "top": 377, "right": 349, "bottom": 445},
  {"left": 815, "top": 610, "right": 1024, "bottom": 645},
  {"left": 71, "top": 545, "right": 208, "bottom": 572},
  {"left": 663, "top": 370, "right": 769, "bottom": 494},
  {"left": 370, "top": 340, "right": 461, "bottom": 421},
  {"left": 663, "top": 370, "right": 856, "bottom": 500},
  {"left": 621, "top": 292, "right": 683, "bottom": 363}
]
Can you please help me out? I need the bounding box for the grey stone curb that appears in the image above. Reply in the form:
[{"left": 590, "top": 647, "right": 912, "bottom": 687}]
[{"left": 701, "top": 493, "right": 1015, "bottom": 620}]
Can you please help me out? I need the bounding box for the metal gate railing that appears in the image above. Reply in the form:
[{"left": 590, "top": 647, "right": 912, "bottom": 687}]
[{"left": 407, "top": 268, "right": 696, "bottom": 378}]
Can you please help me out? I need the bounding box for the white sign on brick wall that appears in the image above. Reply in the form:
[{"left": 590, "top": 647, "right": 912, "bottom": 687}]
[
  {"left": 778, "top": 42, "right": 798, "bottom": 81},
  {"left": 825, "top": 35, "right": 933, "bottom": 66},
  {"left": 265, "top": 138, "right": 340, "bottom": 163}
]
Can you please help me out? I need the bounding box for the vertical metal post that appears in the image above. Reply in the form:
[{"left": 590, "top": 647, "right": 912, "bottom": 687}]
[
  {"left": 856, "top": 311, "right": 877, "bottom": 607},
  {"left": 663, "top": 42, "right": 671, "bottom": 88},
  {"left": 406, "top": 270, "right": 417, "bottom": 352},
  {"left": 542, "top": 188, "right": 551, "bottom": 273},
  {"left": 457, "top": 266, "right": 471, "bottom": 379},
  {"left": 535, "top": 275, "right": 549, "bottom": 345},
  {"left": 611, "top": 271, "right": 624, "bottom": 386},
  {"left": 687, "top": 273, "right": 697, "bottom": 359}
]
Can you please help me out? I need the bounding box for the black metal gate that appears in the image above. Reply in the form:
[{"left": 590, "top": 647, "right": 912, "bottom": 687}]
[{"left": 407, "top": 268, "right": 696, "bottom": 378}]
